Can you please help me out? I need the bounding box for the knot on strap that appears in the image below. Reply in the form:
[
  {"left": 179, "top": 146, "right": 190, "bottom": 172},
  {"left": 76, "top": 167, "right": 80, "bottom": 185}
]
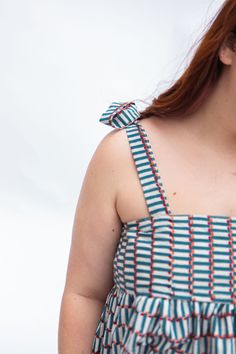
[{"left": 99, "top": 101, "right": 140, "bottom": 129}]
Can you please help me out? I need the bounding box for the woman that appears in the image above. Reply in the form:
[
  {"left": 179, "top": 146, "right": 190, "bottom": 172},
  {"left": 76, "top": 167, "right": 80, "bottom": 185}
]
[{"left": 58, "top": 0, "right": 236, "bottom": 353}]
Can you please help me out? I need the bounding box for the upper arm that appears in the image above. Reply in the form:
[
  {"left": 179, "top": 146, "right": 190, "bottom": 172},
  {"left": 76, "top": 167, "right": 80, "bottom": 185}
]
[{"left": 63, "top": 129, "right": 124, "bottom": 302}]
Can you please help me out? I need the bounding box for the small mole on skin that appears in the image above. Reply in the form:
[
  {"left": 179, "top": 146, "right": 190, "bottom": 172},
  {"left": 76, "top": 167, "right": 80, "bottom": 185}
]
[
  {"left": 232, "top": 172, "right": 236, "bottom": 176},
  {"left": 112, "top": 228, "right": 115, "bottom": 232},
  {"left": 173, "top": 192, "right": 177, "bottom": 196}
]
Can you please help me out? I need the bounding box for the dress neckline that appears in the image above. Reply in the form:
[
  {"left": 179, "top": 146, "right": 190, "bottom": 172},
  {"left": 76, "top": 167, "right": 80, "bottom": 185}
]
[
  {"left": 131, "top": 119, "right": 236, "bottom": 223},
  {"left": 121, "top": 212, "right": 236, "bottom": 227}
]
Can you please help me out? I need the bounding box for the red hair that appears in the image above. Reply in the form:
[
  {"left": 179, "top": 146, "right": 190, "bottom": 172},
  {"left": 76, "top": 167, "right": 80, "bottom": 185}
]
[{"left": 139, "top": 0, "right": 236, "bottom": 120}]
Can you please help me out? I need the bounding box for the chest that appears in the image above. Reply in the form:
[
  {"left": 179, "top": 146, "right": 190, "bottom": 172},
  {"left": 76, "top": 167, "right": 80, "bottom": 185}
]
[{"left": 116, "top": 141, "right": 236, "bottom": 224}]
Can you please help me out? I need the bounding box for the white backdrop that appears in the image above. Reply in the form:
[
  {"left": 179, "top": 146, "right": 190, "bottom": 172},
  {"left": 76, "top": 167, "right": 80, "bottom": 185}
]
[{"left": 0, "top": 0, "right": 224, "bottom": 353}]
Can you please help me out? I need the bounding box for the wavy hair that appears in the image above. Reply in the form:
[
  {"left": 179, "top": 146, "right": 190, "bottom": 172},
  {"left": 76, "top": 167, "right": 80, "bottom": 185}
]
[{"left": 139, "top": 0, "right": 236, "bottom": 119}]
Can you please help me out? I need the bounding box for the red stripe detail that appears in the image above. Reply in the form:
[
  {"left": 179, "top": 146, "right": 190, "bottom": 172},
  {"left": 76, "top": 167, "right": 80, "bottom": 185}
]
[
  {"left": 168, "top": 216, "right": 175, "bottom": 296},
  {"left": 149, "top": 216, "right": 155, "bottom": 296},
  {"left": 188, "top": 215, "right": 194, "bottom": 297},
  {"left": 137, "top": 124, "right": 171, "bottom": 215},
  {"left": 109, "top": 101, "right": 134, "bottom": 125},
  {"left": 123, "top": 228, "right": 128, "bottom": 292},
  {"left": 227, "top": 217, "right": 236, "bottom": 302},
  {"left": 207, "top": 216, "right": 215, "bottom": 301},
  {"left": 134, "top": 221, "right": 139, "bottom": 295}
]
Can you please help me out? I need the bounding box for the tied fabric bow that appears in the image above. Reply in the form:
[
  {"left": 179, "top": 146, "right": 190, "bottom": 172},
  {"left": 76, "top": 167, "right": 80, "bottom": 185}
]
[{"left": 99, "top": 101, "right": 141, "bottom": 129}]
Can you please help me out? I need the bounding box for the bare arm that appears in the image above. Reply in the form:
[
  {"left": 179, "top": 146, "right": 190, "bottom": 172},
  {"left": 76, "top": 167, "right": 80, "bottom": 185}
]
[{"left": 58, "top": 129, "right": 124, "bottom": 354}]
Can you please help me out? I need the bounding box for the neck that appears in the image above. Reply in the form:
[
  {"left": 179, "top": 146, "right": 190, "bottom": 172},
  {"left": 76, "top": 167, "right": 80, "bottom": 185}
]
[{"left": 184, "top": 68, "right": 236, "bottom": 154}]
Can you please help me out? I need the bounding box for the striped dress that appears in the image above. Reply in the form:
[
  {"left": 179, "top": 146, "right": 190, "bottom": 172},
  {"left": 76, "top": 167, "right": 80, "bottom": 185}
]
[{"left": 91, "top": 101, "right": 236, "bottom": 354}]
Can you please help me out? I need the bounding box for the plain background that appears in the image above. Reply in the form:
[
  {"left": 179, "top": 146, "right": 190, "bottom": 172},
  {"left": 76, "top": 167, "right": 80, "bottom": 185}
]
[{"left": 0, "top": 0, "right": 224, "bottom": 353}]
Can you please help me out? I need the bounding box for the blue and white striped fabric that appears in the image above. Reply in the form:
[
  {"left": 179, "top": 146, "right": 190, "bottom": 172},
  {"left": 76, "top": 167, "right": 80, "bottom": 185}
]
[
  {"left": 92, "top": 101, "right": 236, "bottom": 354},
  {"left": 99, "top": 101, "right": 140, "bottom": 129}
]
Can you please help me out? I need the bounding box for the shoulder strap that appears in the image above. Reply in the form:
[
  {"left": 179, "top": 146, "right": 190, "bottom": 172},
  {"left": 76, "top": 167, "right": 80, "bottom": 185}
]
[
  {"left": 124, "top": 122, "right": 172, "bottom": 218},
  {"left": 99, "top": 100, "right": 171, "bottom": 217}
]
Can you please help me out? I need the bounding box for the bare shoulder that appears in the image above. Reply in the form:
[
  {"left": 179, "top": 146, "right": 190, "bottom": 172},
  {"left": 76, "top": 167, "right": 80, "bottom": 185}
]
[
  {"left": 137, "top": 114, "right": 189, "bottom": 147},
  {"left": 138, "top": 114, "right": 181, "bottom": 132},
  {"left": 95, "top": 127, "right": 130, "bottom": 161},
  {"left": 89, "top": 128, "right": 131, "bottom": 192}
]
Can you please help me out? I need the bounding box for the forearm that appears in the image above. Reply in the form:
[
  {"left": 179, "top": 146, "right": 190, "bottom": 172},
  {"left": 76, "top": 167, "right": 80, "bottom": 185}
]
[{"left": 58, "top": 291, "right": 105, "bottom": 354}]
